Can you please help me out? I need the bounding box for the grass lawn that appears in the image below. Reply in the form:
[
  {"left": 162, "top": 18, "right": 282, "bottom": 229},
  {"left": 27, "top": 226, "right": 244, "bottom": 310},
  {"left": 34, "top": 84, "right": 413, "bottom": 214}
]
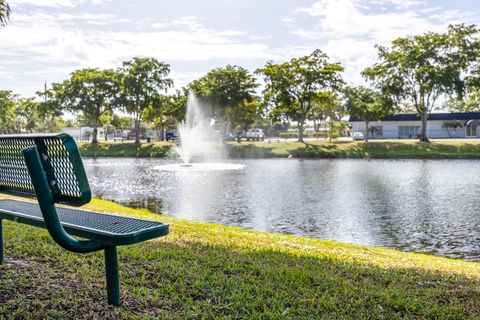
[
  {"left": 78, "top": 140, "right": 480, "bottom": 159},
  {"left": 78, "top": 141, "right": 173, "bottom": 157},
  {"left": 1, "top": 197, "right": 480, "bottom": 319},
  {"left": 227, "top": 139, "right": 480, "bottom": 159}
]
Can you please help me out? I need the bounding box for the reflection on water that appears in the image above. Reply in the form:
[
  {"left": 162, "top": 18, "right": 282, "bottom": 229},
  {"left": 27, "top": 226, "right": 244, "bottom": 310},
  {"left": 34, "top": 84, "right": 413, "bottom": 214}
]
[{"left": 84, "top": 158, "right": 480, "bottom": 261}]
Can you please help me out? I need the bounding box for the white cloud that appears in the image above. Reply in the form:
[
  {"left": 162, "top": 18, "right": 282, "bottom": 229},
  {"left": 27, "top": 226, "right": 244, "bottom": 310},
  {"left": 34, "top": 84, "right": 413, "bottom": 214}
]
[
  {"left": 364, "top": 0, "right": 426, "bottom": 9},
  {"left": 289, "top": 0, "right": 479, "bottom": 86},
  {"left": 294, "top": 0, "right": 436, "bottom": 41},
  {"left": 0, "top": 10, "right": 277, "bottom": 95},
  {"left": 9, "top": 0, "right": 111, "bottom": 7},
  {"left": 2, "top": 0, "right": 480, "bottom": 97}
]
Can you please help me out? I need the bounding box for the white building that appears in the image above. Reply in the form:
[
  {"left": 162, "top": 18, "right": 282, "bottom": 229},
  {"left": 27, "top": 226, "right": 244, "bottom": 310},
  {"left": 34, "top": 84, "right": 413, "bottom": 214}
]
[
  {"left": 63, "top": 127, "right": 123, "bottom": 141},
  {"left": 349, "top": 112, "right": 480, "bottom": 139}
]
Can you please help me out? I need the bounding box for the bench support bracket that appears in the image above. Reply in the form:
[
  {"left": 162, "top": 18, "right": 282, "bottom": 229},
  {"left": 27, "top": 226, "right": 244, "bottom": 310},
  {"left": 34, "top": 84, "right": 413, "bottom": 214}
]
[{"left": 105, "top": 245, "right": 120, "bottom": 306}]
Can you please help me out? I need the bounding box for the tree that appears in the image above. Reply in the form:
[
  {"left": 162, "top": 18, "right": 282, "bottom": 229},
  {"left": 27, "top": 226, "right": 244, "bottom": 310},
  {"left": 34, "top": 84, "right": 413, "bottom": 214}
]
[
  {"left": 314, "top": 92, "right": 343, "bottom": 142},
  {"left": 449, "top": 65, "right": 480, "bottom": 112},
  {"left": 189, "top": 65, "right": 259, "bottom": 132},
  {"left": 54, "top": 68, "right": 119, "bottom": 143},
  {"left": 257, "top": 49, "right": 344, "bottom": 142},
  {"left": 0, "top": 0, "right": 10, "bottom": 27},
  {"left": 36, "top": 83, "right": 65, "bottom": 132},
  {"left": 118, "top": 57, "right": 173, "bottom": 143},
  {"left": 363, "top": 24, "right": 480, "bottom": 142},
  {"left": 110, "top": 115, "right": 133, "bottom": 132},
  {"left": 442, "top": 120, "right": 464, "bottom": 138},
  {"left": 0, "top": 90, "right": 16, "bottom": 133},
  {"left": 344, "top": 86, "right": 395, "bottom": 142},
  {"left": 144, "top": 89, "right": 187, "bottom": 140},
  {"left": 14, "top": 98, "right": 40, "bottom": 133},
  {"left": 229, "top": 97, "right": 264, "bottom": 132}
]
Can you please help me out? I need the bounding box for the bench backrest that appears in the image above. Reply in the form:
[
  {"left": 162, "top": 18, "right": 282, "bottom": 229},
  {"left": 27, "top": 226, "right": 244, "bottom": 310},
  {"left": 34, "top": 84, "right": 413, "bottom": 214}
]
[{"left": 0, "top": 133, "right": 91, "bottom": 205}]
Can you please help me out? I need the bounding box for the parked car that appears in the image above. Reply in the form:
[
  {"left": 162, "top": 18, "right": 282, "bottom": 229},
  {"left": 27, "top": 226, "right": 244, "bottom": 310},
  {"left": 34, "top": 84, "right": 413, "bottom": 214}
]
[
  {"left": 245, "top": 128, "right": 265, "bottom": 141},
  {"left": 224, "top": 133, "right": 236, "bottom": 141},
  {"left": 126, "top": 133, "right": 151, "bottom": 142},
  {"left": 352, "top": 132, "right": 365, "bottom": 141},
  {"left": 166, "top": 132, "right": 179, "bottom": 141}
]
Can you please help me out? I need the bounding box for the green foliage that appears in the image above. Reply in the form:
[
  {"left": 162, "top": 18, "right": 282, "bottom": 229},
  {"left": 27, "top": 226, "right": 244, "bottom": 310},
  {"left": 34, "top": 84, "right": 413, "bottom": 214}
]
[
  {"left": 143, "top": 89, "right": 188, "bottom": 136},
  {"left": 14, "top": 98, "right": 41, "bottom": 133},
  {"left": 189, "top": 65, "right": 260, "bottom": 131},
  {"left": 0, "top": 0, "right": 10, "bottom": 27},
  {"left": 162, "top": 89, "right": 188, "bottom": 123},
  {"left": 36, "top": 84, "right": 62, "bottom": 118},
  {"left": 344, "top": 86, "right": 395, "bottom": 141},
  {"left": 257, "top": 49, "right": 344, "bottom": 142},
  {"left": 54, "top": 68, "right": 120, "bottom": 143},
  {"left": 110, "top": 114, "right": 133, "bottom": 130},
  {"left": 449, "top": 64, "right": 480, "bottom": 111},
  {"left": 0, "top": 90, "right": 17, "bottom": 133},
  {"left": 279, "top": 132, "right": 299, "bottom": 139},
  {"left": 118, "top": 57, "right": 173, "bottom": 143},
  {"left": 0, "top": 92, "right": 55, "bottom": 134},
  {"left": 363, "top": 24, "right": 480, "bottom": 142},
  {"left": 78, "top": 141, "right": 171, "bottom": 157},
  {"left": 279, "top": 130, "right": 327, "bottom": 140},
  {"left": 313, "top": 92, "right": 344, "bottom": 142},
  {"left": 442, "top": 120, "right": 464, "bottom": 138}
]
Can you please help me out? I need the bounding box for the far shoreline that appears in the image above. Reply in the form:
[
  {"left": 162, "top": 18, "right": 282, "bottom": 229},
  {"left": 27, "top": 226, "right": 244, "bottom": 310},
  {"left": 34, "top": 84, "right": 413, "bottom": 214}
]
[{"left": 78, "top": 139, "right": 480, "bottom": 159}]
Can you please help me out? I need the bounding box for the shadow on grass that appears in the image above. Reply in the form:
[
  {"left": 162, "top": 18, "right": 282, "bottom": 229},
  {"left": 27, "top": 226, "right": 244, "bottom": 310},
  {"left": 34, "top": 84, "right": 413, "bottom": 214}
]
[{"left": 1, "top": 223, "right": 480, "bottom": 319}]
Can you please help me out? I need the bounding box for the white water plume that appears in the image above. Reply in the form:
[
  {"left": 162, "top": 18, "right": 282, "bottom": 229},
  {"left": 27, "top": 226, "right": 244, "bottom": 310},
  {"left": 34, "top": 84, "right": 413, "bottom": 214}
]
[{"left": 173, "top": 92, "right": 223, "bottom": 164}]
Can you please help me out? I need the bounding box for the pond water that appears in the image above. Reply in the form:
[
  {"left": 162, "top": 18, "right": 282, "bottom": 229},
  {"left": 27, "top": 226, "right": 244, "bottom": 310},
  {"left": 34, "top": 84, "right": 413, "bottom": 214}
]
[{"left": 83, "top": 158, "right": 480, "bottom": 261}]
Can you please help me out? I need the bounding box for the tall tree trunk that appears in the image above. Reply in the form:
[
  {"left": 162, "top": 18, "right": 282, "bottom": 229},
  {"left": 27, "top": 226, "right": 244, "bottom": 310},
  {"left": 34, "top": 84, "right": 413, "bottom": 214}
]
[
  {"left": 159, "top": 118, "right": 165, "bottom": 141},
  {"left": 134, "top": 113, "right": 140, "bottom": 144},
  {"left": 92, "top": 118, "right": 98, "bottom": 144},
  {"left": 225, "top": 111, "right": 232, "bottom": 135},
  {"left": 104, "top": 127, "right": 108, "bottom": 141},
  {"left": 420, "top": 109, "right": 429, "bottom": 142},
  {"left": 298, "top": 120, "right": 304, "bottom": 143},
  {"left": 329, "top": 118, "right": 333, "bottom": 143},
  {"left": 365, "top": 120, "right": 370, "bottom": 142}
]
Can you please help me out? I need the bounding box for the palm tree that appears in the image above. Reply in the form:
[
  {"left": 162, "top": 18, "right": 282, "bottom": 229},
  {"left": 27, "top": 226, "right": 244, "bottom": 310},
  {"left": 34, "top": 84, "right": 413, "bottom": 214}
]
[{"left": 0, "top": 0, "right": 10, "bottom": 27}]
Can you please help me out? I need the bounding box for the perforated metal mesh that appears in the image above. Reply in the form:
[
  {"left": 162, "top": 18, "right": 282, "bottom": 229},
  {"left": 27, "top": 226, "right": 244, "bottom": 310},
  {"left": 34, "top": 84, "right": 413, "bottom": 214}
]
[
  {"left": 43, "top": 137, "right": 82, "bottom": 198},
  {"left": 0, "top": 137, "right": 36, "bottom": 194},
  {"left": 0, "top": 135, "right": 83, "bottom": 200},
  {"left": 0, "top": 200, "right": 165, "bottom": 235}
]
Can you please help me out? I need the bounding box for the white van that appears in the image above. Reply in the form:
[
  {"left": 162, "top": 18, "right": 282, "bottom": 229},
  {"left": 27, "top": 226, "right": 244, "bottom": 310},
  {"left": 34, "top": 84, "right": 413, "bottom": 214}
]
[{"left": 245, "top": 128, "right": 265, "bottom": 141}]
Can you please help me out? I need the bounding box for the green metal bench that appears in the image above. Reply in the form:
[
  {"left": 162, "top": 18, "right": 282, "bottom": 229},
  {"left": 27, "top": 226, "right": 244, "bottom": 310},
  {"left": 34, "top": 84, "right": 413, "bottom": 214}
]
[{"left": 0, "top": 133, "right": 169, "bottom": 306}]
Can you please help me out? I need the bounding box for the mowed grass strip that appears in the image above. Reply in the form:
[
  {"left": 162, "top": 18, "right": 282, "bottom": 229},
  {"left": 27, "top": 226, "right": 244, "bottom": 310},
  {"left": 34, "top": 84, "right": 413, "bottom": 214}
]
[
  {"left": 0, "top": 197, "right": 480, "bottom": 319},
  {"left": 77, "top": 140, "right": 480, "bottom": 159},
  {"left": 78, "top": 141, "right": 172, "bottom": 157},
  {"left": 226, "top": 140, "right": 480, "bottom": 159}
]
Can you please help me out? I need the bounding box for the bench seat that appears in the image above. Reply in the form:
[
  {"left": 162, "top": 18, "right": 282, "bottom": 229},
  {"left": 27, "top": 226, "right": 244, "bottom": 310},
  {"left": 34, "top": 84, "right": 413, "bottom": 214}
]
[{"left": 0, "top": 199, "right": 168, "bottom": 246}]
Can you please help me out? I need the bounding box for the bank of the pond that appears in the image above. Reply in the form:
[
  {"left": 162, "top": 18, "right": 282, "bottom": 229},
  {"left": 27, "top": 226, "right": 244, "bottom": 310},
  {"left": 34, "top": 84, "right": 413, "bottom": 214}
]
[
  {"left": 79, "top": 141, "right": 172, "bottom": 157},
  {"left": 1, "top": 197, "right": 480, "bottom": 318},
  {"left": 78, "top": 140, "right": 480, "bottom": 159}
]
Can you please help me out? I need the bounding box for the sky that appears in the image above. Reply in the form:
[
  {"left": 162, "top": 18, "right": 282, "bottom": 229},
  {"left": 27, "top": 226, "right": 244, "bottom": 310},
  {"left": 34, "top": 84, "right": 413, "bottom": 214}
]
[{"left": 1, "top": 0, "right": 479, "bottom": 97}]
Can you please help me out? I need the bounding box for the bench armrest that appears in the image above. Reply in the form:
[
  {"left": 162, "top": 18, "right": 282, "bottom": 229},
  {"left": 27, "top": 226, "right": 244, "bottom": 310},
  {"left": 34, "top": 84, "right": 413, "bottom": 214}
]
[{"left": 22, "top": 146, "right": 106, "bottom": 253}]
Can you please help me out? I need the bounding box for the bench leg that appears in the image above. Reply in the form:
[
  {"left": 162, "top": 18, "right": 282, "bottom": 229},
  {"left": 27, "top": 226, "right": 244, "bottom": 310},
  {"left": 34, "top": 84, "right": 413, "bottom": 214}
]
[
  {"left": 104, "top": 245, "right": 121, "bottom": 306},
  {"left": 0, "top": 219, "right": 3, "bottom": 264}
]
